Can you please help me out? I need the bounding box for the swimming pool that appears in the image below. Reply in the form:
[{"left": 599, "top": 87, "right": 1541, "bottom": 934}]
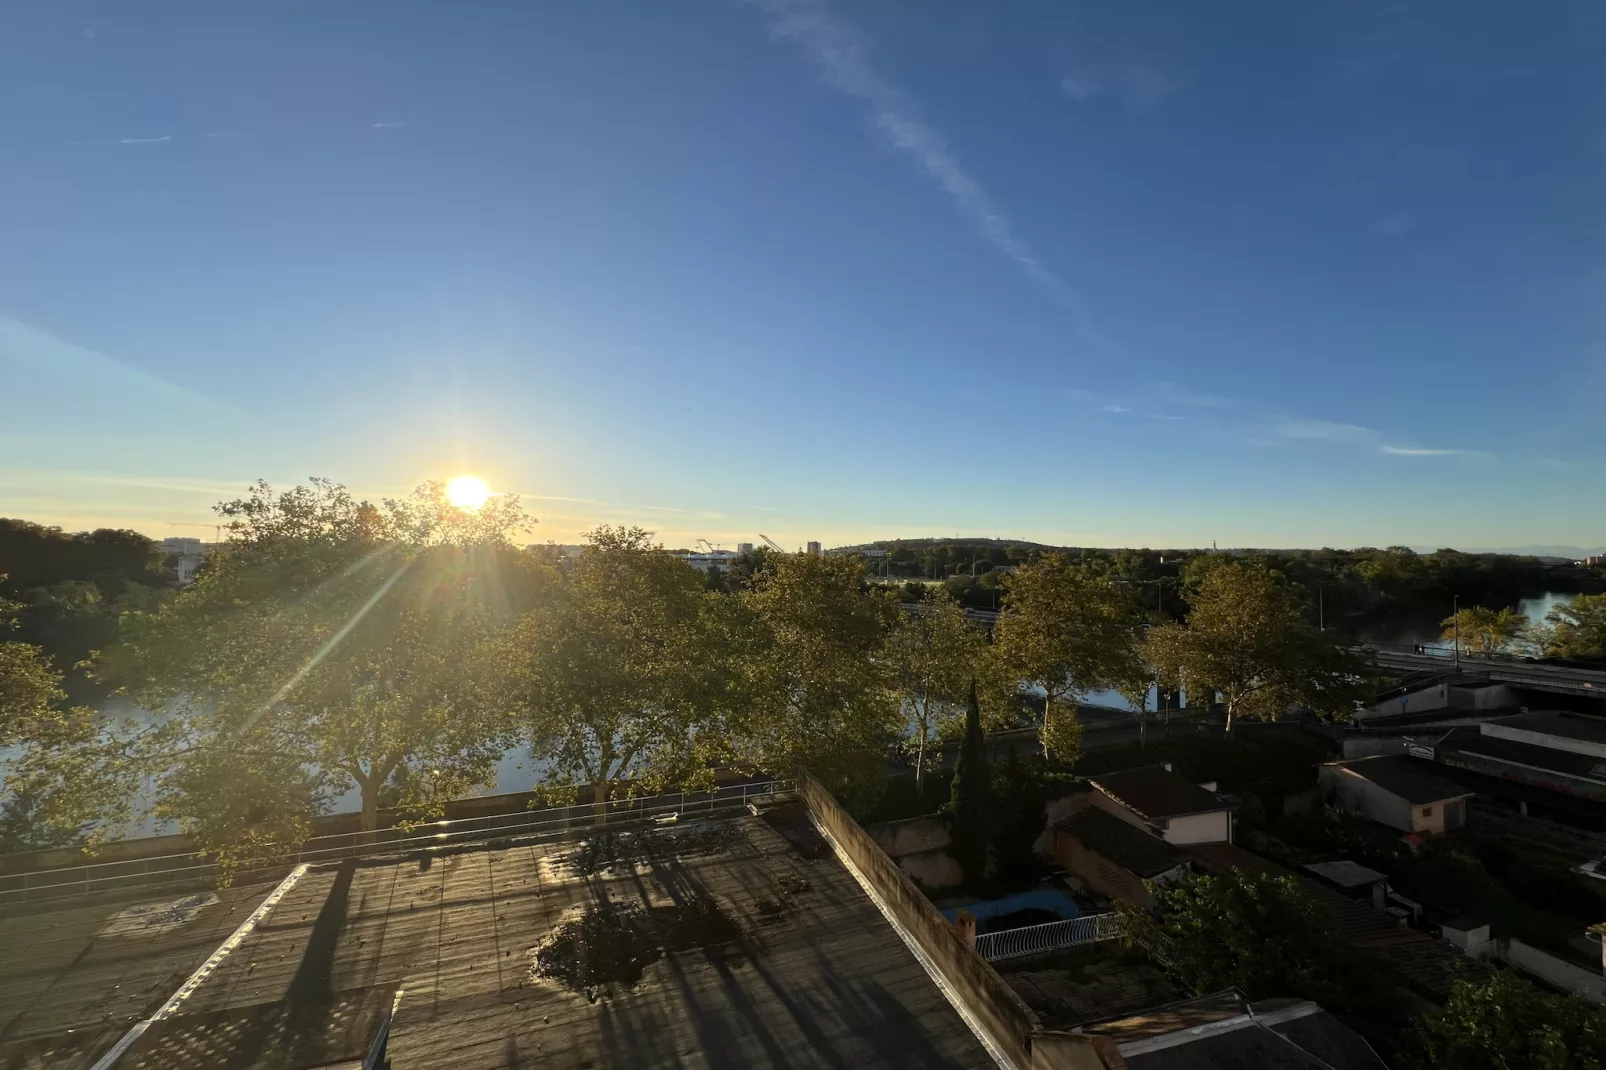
[{"left": 940, "top": 888, "right": 1080, "bottom": 928}]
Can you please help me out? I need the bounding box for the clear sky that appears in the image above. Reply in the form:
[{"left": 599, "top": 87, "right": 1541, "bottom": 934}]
[{"left": 3, "top": 1, "right": 1603, "bottom": 551}]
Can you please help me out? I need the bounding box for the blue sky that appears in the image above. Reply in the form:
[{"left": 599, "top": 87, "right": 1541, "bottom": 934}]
[{"left": 2, "top": 1, "right": 1603, "bottom": 550}]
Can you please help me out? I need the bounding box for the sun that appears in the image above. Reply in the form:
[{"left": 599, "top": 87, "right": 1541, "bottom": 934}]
[{"left": 445, "top": 475, "right": 492, "bottom": 511}]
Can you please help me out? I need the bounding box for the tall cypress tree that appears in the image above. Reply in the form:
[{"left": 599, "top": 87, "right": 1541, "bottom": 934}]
[{"left": 949, "top": 677, "right": 989, "bottom": 888}]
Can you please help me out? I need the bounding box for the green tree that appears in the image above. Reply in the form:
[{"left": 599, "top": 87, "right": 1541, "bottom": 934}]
[
  {"left": 1119, "top": 869, "right": 1366, "bottom": 1012},
  {"left": 726, "top": 550, "right": 900, "bottom": 795},
  {"left": 1147, "top": 563, "right": 1367, "bottom": 731},
  {"left": 1546, "top": 593, "right": 1606, "bottom": 659},
  {"left": 993, "top": 554, "right": 1140, "bottom": 761},
  {"left": 887, "top": 591, "right": 985, "bottom": 793},
  {"left": 948, "top": 679, "right": 988, "bottom": 887},
  {"left": 1, "top": 623, "right": 64, "bottom": 749},
  {"left": 1404, "top": 970, "right": 1606, "bottom": 1070},
  {"left": 64, "top": 479, "right": 528, "bottom": 869},
  {"left": 495, "top": 526, "right": 714, "bottom": 815},
  {"left": 1441, "top": 606, "right": 1527, "bottom": 656}
]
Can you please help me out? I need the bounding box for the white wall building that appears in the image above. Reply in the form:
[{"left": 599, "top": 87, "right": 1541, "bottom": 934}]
[{"left": 1088, "top": 764, "right": 1235, "bottom": 845}]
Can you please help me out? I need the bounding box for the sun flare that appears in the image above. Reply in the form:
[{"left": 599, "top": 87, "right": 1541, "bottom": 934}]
[{"left": 446, "top": 475, "right": 492, "bottom": 511}]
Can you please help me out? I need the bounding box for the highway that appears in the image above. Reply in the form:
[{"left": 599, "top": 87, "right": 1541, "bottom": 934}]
[{"left": 1368, "top": 644, "right": 1606, "bottom": 698}]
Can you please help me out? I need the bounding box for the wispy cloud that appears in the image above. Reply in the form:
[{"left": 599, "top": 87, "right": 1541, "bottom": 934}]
[
  {"left": 518, "top": 493, "right": 606, "bottom": 505},
  {"left": 1268, "top": 417, "right": 1481, "bottom": 457},
  {"left": 370, "top": 121, "right": 406, "bottom": 130},
  {"left": 118, "top": 135, "right": 171, "bottom": 145},
  {"left": 753, "top": 0, "right": 1094, "bottom": 333},
  {"left": 1067, "top": 384, "right": 1198, "bottom": 423},
  {"left": 1152, "top": 382, "right": 1236, "bottom": 409},
  {"left": 1271, "top": 418, "right": 1379, "bottom": 446},
  {"left": 1060, "top": 60, "right": 1182, "bottom": 110},
  {"left": 1379, "top": 445, "right": 1476, "bottom": 457}
]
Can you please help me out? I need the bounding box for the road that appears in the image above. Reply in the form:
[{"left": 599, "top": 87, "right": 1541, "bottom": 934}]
[{"left": 1367, "top": 644, "right": 1606, "bottom": 698}]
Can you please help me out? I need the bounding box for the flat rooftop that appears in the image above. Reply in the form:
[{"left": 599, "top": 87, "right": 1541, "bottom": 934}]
[
  {"left": 1486, "top": 710, "right": 1606, "bottom": 747},
  {"left": 1, "top": 806, "right": 993, "bottom": 1069}
]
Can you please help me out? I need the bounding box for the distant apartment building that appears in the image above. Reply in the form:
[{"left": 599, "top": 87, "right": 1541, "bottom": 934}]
[
  {"left": 159, "top": 536, "right": 212, "bottom": 585},
  {"left": 806, "top": 541, "right": 821, "bottom": 556},
  {"left": 737, "top": 542, "right": 754, "bottom": 554}
]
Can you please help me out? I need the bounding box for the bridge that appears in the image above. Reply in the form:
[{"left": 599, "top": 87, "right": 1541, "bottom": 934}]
[
  {"left": 902, "top": 601, "right": 999, "bottom": 626},
  {"left": 1367, "top": 644, "right": 1606, "bottom": 699}
]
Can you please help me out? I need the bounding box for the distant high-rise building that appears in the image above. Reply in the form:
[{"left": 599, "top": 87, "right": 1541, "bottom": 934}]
[
  {"left": 806, "top": 541, "right": 821, "bottom": 556},
  {"left": 737, "top": 542, "right": 754, "bottom": 554}
]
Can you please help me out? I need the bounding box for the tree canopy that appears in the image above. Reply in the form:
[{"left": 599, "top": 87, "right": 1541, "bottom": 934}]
[
  {"left": 1545, "top": 593, "right": 1606, "bottom": 659},
  {"left": 30, "top": 479, "right": 531, "bottom": 870},
  {"left": 1147, "top": 562, "right": 1369, "bottom": 730},
  {"left": 724, "top": 549, "right": 901, "bottom": 797},
  {"left": 886, "top": 590, "right": 985, "bottom": 790},
  {"left": 993, "top": 554, "right": 1140, "bottom": 760},
  {"left": 1404, "top": 969, "right": 1606, "bottom": 1070},
  {"left": 493, "top": 526, "right": 715, "bottom": 811},
  {"left": 1441, "top": 605, "right": 1528, "bottom": 656}
]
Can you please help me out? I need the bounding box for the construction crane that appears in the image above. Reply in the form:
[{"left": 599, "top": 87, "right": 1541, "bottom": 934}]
[{"left": 758, "top": 534, "right": 785, "bottom": 553}]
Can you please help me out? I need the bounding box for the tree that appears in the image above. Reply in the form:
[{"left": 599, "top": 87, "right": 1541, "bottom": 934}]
[
  {"left": 948, "top": 679, "right": 988, "bottom": 887},
  {"left": 1, "top": 613, "right": 64, "bottom": 748},
  {"left": 887, "top": 591, "right": 985, "bottom": 793},
  {"left": 1404, "top": 969, "right": 1606, "bottom": 1070},
  {"left": 495, "top": 526, "right": 714, "bottom": 815},
  {"left": 993, "top": 554, "right": 1141, "bottom": 761},
  {"left": 1546, "top": 594, "right": 1606, "bottom": 659},
  {"left": 61, "top": 479, "right": 529, "bottom": 870},
  {"left": 1118, "top": 870, "right": 1371, "bottom": 1014},
  {"left": 1147, "top": 563, "right": 1367, "bottom": 732},
  {"left": 1441, "top": 606, "right": 1527, "bottom": 656},
  {"left": 725, "top": 550, "right": 900, "bottom": 795}
]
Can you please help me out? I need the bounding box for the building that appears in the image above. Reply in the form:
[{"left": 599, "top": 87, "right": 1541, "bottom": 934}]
[
  {"left": 1319, "top": 755, "right": 1474, "bottom": 833},
  {"left": 1052, "top": 802, "right": 1188, "bottom": 910},
  {"left": 158, "top": 536, "right": 211, "bottom": 585},
  {"left": 737, "top": 542, "right": 754, "bottom": 554},
  {"left": 1431, "top": 709, "right": 1606, "bottom": 804},
  {"left": 806, "top": 540, "right": 821, "bottom": 555},
  {"left": 1074, "top": 990, "right": 1387, "bottom": 1070},
  {"left": 1360, "top": 674, "right": 1517, "bottom": 723},
  {"left": 676, "top": 550, "right": 740, "bottom": 575},
  {"left": 1087, "top": 764, "right": 1235, "bottom": 844}
]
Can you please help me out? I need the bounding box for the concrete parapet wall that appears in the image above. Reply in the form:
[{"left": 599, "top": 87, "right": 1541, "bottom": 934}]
[{"left": 800, "top": 773, "right": 1042, "bottom": 1068}]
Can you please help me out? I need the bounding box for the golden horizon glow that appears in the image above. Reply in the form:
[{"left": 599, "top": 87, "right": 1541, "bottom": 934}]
[{"left": 445, "top": 474, "right": 492, "bottom": 511}]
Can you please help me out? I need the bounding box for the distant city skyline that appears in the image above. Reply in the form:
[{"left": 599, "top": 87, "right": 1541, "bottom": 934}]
[{"left": 3, "top": 3, "right": 1604, "bottom": 549}]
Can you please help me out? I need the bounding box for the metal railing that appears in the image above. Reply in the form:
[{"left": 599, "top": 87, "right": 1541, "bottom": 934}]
[
  {"left": 0, "top": 779, "right": 794, "bottom": 908},
  {"left": 973, "top": 911, "right": 1122, "bottom": 962}
]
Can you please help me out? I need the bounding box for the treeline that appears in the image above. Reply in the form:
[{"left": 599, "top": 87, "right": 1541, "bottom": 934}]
[
  {"left": 1, "top": 478, "right": 1380, "bottom": 869},
  {"left": 0, "top": 519, "right": 175, "bottom": 699},
  {"left": 889, "top": 541, "right": 1606, "bottom": 635}
]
